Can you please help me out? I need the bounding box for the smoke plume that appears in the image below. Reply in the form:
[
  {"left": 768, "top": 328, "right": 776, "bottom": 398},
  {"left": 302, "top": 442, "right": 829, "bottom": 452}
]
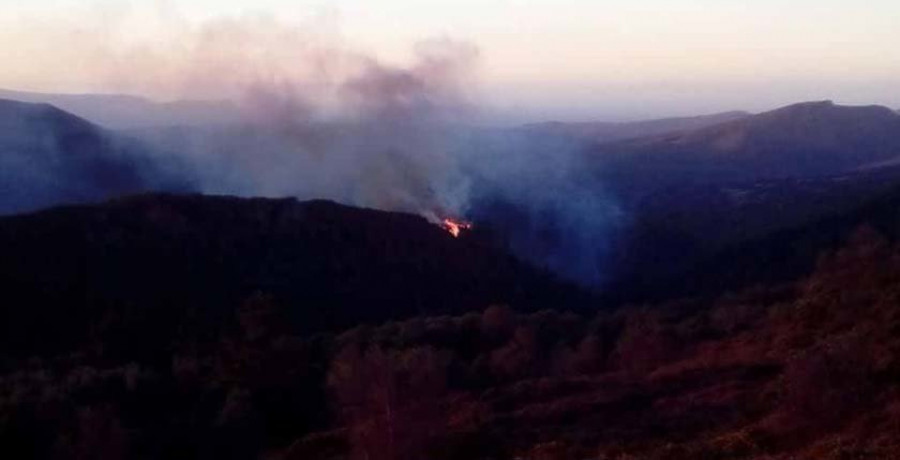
[{"left": 0, "top": 8, "right": 621, "bottom": 286}]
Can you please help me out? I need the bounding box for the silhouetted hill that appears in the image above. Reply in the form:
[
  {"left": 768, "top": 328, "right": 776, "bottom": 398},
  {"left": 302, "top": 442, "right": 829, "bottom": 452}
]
[
  {"left": 521, "top": 110, "right": 751, "bottom": 143},
  {"left": 0, "top": 99, "right": 192, "bottom": 214},
  {"left": 601, "top": 165, "right": 900, "bottom": 291},
  {"left": 565, "top": 101, "right": 900, "bottom": 293},
  {"left": 675, "top": 101, "right": 900, "bottom": 168},
  {"left": 2, "top": 100, "right": 900, "bottom": 458},
  {"left": 3, "top": 225, "right": 898, "bottom": 459},
  {"left": 0, "top": 193, "right": 585, "bottom": 360},
  {"left": 595, "top": 101, "right": 900, "bottom": 193},
  {"left": 700, "top": 180, "right": 900, "bottom": 287},
  {"left": 0, "top": 89, "right": 242, "bottom": 129},
  {"left": 608, "top": 178, "right": 900, "bottom": 303}
]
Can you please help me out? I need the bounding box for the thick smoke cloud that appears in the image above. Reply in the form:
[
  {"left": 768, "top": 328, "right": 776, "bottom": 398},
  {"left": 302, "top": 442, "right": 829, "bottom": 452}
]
[
  {"left": 1, "top": 9, "right": 621, "bottom": 286},
  {"left": 138, "top": 32, "right": 481, "bottom": 219},
  {"left": 454, "top": 129, "right": 625, "bottom": 284}
]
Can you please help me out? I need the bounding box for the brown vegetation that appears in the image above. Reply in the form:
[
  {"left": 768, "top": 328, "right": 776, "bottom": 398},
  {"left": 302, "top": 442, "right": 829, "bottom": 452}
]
[{"left": 2, "top": 224, "right": 900, "bottom": 458}]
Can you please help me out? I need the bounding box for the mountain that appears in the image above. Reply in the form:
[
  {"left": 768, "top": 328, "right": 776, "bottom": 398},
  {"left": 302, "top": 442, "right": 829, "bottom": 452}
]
[
  {"left": 0, "top": 193, "right": 584, "bottom": 360},
  {"left": 0, "top": 89, "right": 242, "bottom": 129},
  {"left": 520, "top": 110, "right": 751, "bottom": 143},
  {"left": 468, "top": 101, "right": 900, "bottom": 291},
  {"left": 603, "top": 164, "right": 900, "bottom": 289},
  {"left": 0, "top": 99, "right": 192, "bottom": 214},
  {"left": 603, "top": 172, "right": 900, "bottom": 305},
  {"left": 424, "top": 101, "right": 900, "bottom": 289},
  {"left": 2, "top": 99, "right": 900, "bottom": 458},
  {"left": 583, "top": 101, "right": 900, "bottom": 287},
  {"left": 595, "top": 101, "right": 900, "bottom": 193},
  {"left": 687, "top": 178, "right": 900, "bottom": 292},
  {"left": 665, "top": 101, "right": 900, "bottom": 169},
  {"left": 2, "top": 198, "right": 899, "bottom": 459}
]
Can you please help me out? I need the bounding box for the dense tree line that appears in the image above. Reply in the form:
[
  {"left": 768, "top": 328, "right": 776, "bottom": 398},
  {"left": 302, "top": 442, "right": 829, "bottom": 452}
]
[{"left": 2, "top": 226, "right": 900, "bottom": 458}]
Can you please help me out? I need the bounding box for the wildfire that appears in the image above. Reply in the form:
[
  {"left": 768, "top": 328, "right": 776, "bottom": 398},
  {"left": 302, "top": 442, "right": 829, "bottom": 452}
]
[{"left": 442, "top": 218, "right": 472, "bottom": 238}]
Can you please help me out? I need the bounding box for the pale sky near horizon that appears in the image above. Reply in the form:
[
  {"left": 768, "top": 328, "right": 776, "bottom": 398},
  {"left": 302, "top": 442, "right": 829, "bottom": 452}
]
[{"left": 1, "top": 0, "right": 898, "bottom": 121}]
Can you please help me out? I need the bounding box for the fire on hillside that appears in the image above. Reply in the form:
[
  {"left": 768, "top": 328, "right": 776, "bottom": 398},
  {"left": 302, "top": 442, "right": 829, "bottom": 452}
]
[{"left": 441, "top": 218, "right": 472, "bottom": 238}]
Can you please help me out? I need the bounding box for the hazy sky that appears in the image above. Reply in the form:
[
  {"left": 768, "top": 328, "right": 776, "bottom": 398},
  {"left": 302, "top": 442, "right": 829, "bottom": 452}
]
[{"left": 1, "top": 0, "right": 899, "bottom": 121}]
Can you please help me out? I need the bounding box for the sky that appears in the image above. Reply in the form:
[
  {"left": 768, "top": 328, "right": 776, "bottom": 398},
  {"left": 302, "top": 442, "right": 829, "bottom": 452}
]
[{"left": 1, "top": 0, "right": 898, "bottom": 121}]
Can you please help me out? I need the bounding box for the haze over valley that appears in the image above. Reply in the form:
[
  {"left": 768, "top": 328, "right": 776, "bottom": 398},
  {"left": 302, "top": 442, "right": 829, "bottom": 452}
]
[{"left": 2, "top": 1, "right": 900, "bottom": 459}]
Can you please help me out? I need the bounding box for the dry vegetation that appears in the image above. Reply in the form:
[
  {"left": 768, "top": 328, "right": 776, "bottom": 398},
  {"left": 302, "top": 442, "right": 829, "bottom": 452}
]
[{"left": 3, "top": 226, "right": 899, "bottom": 459}]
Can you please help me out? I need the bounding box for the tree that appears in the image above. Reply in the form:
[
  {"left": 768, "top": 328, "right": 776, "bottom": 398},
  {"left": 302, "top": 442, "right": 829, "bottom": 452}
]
[{"left": 327, "top": 345, "right": 451, "bottom": 460}]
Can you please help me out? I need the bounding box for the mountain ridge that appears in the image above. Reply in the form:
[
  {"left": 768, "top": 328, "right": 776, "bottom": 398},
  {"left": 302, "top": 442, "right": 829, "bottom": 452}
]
[
  {"left": 0, "top": 99, "right": 194, "bottom": 214},
  {"left": 0, "top": 193, "right": 586, "bottom": 359},
  {"left": 592, "top": 100, "right": 900, "bottom": 196},
  {"left": 520, "top": 110, "right": 752, "bottom": 143},
  {"left": 0, "top": 88, "right": 242, "bottom": 129}
]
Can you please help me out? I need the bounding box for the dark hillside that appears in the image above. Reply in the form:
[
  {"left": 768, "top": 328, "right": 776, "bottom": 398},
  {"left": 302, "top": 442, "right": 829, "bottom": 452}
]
[
  {"left": 609, "top": 178, "right": 900, "bottom": 303},
  {"left": 0, "top": 193, "right": 584, "bottom": 361},
  {"left": 0, "top": 99, "right": 190, "bottom": 214},
  {"left": 595, "top": 101, "right": 900, "bottom": 194},
  {"left": 521, "top": 110, "right": 751, "bottom": 143},
  {"left": 2, "top": 228, "right": 899, "bottom": 459}
]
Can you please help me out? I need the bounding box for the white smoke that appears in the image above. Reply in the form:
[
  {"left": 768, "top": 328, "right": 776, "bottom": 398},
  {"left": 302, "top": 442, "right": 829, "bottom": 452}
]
[{"left": 0, "top": 6, "right": 621, "bottom": 285}]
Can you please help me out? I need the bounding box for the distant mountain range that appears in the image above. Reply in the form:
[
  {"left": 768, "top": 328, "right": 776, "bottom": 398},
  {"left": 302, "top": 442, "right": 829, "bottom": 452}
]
[
  {"left": 0, "top": 99, "right": 192, "bottom": 214},
  {"left": 465, "top": 100, "right": 900, "bottom": 289},
  {"left": 520, "top": 110, "right": 751, "bottom": 143},
  {"left": 5, "top": 94, "right": 900, "bottom": 290},
  {"left": 0, "top": 194, "right": 582, "bottom": 359},
  {"left": 5, "top": 89, "right": 900, "bottom": 460},
  {"left": 669, "top": 177, "right": 900, "bottom": 299},
  {"left": 0, "top": 89, "right": 242, "bottom": 129},
  {"left": 593, "top": 101, "right": 900, "bottom": 192}
]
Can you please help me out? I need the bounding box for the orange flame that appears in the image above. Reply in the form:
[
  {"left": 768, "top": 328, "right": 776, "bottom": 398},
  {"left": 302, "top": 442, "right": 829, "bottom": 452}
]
[{"left": 442, "top": 218, "right": 472, "bottom": 238}]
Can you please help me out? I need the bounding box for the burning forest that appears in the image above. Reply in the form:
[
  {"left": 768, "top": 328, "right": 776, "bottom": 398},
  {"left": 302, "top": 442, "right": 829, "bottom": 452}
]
[
  {"left": 3, "top": 2, "right": 900, "bottom": 460},
  {"left": 441, "top": 218, "right": 472, "bottom": 238}
]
